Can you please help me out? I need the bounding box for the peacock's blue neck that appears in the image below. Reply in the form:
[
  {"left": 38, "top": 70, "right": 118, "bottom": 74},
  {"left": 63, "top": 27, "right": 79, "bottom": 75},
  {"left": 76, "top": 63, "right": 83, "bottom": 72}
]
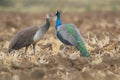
[{"left": 56, "top": 15, "right": 62, "bottom": 30}]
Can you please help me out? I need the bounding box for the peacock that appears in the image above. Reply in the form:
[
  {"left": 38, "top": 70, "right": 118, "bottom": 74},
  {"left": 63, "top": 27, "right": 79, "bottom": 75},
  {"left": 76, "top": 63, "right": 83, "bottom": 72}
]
[{"left": 54, "top": 11, "right": 91, "bottom": 57}]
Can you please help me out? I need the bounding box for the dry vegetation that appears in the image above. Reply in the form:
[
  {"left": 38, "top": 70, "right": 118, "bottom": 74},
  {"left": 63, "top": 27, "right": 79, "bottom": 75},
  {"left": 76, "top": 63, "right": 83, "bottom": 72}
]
[{"left": 0, "top": 11, "right": 120, "bottom": 80}]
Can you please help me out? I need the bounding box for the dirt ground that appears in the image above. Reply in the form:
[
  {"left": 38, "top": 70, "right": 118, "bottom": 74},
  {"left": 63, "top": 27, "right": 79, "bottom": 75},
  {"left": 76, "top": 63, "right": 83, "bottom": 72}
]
[{"left": 0, "top": 11, "right": 120, "bottom": 80}]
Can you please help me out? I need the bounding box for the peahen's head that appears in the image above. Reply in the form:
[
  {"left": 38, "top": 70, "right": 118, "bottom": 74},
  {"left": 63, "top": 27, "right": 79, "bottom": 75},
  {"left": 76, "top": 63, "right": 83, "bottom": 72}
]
[{"left": 46, "top": 14, "right": 52, "bottom": 19}]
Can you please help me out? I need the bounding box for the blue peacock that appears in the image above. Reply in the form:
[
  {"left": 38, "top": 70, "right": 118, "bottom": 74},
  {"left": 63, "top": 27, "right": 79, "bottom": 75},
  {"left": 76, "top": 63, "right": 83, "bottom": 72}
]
[{"left": 54, "top": 11, "right": 91, "bottom": 57}]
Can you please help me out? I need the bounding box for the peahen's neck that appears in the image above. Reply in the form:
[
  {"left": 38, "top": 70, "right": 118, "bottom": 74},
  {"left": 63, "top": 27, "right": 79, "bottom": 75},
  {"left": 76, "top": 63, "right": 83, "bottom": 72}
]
[
  {"left": 45, "top": 18, "right": 50, "bottom": 26},
  {"left": 56, "top": 15, "right": 62, "bottom": 30},
  {"left": 44, "top": 18, "right": 50, "bottom": 31},
  {"left": 38, "top": 18, "right": 50, "bottom": 32}
]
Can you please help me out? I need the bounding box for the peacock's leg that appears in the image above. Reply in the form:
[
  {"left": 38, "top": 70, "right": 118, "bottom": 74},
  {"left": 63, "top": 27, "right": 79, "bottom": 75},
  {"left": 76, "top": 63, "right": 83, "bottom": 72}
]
[{"left": 60, "top": 44, "right": 68, "bottom": 58}]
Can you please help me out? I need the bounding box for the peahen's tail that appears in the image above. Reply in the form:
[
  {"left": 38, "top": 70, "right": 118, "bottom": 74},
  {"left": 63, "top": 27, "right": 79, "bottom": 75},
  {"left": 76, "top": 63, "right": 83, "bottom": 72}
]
[{"left": 77, "top": 41, "right": 91, "bottom": 57}]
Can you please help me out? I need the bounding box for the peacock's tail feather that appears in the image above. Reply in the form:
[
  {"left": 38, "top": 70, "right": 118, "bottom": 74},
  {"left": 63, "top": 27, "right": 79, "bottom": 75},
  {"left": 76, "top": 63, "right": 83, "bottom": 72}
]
[{"left": 77, "top": 40, "right": 91, "bottom": 57}]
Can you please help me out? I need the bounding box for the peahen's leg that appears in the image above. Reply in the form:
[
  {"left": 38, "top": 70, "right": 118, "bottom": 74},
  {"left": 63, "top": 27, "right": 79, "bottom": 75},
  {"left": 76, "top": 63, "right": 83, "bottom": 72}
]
[
  {"left": 33, "top": 44, "right": 36, "bottom": 54},
  {"left": 24, "top": 46, "right": 28, "bottom": 54},
  {"left": 24, "top": 46, "right": 29, "bottom": 58}
]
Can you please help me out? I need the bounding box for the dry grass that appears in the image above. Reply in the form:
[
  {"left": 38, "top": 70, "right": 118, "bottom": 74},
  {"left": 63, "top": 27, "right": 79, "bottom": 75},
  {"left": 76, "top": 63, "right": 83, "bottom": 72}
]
[{"left": 0, "top": 11, "right": 120, "bottom": 80}]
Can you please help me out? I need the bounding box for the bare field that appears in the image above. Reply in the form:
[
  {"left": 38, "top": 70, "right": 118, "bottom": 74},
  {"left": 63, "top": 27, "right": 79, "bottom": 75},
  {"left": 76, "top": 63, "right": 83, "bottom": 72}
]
[{"left": 0, "top": 11, "right": 120, "bottom": 80}]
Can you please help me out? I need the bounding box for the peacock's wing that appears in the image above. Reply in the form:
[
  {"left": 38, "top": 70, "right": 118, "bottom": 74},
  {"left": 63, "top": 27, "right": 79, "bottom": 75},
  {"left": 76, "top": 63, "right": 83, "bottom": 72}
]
[
  {"left": 57, "top": 24, "right": 83, "bottom": 46},
  {"left": 70, "top": 24, "right": 85, "bottom": 45},
  {"left": 66, "top": 24, "right": 90, "bottom": 57}
]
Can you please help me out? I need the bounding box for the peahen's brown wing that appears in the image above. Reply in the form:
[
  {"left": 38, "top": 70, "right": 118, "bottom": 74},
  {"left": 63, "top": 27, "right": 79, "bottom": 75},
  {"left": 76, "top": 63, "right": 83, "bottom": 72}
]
[{"left": 8, "top": 26, "right": 39, "bottom": 51}]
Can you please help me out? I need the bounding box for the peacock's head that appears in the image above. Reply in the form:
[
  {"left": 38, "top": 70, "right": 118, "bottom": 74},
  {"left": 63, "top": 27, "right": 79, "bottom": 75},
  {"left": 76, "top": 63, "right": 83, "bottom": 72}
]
[{"left": 55, "top": 10, "right": 61, "bottom": 16}]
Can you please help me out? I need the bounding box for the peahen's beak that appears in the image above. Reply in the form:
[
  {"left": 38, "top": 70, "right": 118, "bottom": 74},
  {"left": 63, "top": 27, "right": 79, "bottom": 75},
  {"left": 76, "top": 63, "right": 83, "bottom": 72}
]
[{"left": 46, "top": 14, "right": 54, "bottom": 19}]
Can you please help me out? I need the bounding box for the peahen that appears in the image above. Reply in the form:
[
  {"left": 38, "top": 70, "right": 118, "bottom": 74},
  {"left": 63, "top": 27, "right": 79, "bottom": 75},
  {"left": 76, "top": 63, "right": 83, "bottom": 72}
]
[{"left": 8, "top": 14, "right": 52, "bottom": 54}]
